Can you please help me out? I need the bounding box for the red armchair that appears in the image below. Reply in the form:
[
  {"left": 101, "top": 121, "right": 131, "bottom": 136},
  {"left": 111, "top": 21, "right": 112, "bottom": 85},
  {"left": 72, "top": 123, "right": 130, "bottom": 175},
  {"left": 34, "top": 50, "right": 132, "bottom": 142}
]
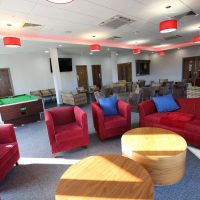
[
  {"left": 45, "top": 106, "right": 90, "bottom": 156},
  {"left": 0, "top": 124, "right": 20, "bottom": 181},
  {"left": 91, "top": 100, "right": 131, "bottom": 140}
]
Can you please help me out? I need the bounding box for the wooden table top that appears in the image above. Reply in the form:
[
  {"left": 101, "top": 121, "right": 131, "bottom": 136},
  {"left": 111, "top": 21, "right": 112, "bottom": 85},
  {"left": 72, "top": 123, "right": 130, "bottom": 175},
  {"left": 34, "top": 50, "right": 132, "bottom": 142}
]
[
  {"left": 56, "top": 154, "right": 154, "bottom": 200},
  {"left": 122, "top": 127, "right": 187, "bottom": 158}
]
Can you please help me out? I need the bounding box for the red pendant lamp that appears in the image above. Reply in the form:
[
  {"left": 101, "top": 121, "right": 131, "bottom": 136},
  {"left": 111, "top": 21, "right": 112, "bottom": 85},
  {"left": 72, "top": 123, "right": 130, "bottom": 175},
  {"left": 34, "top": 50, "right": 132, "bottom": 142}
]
[
  {"left": 160, "top": 19, "right": 177, "bottom": 33},
  {"left": 158, "top": 51, "right": 166, "bottom": 55},
  {"left": 193, "top": 35, "right": 200, "bottom": 43},
  {"left": 132, "top": 49, "right": 141, "bottom": 54},
  {"left": 46, "top": 0, "right": 74, "bottom": 3},
  {"left": 90, "top": 44, "right": 101, "bottom": 52},
  {"left": 3, "top": 37, "right": 21, "bottom": 47}
]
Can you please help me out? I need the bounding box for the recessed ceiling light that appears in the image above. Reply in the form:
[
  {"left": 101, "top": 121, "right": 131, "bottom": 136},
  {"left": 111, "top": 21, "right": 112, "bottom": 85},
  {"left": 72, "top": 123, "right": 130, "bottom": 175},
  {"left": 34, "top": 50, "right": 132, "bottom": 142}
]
[
  {"left": 65, "top": 31, "right": 72, "bottom": 34},
  {"left": 89, "top": 52, "right": 93, "bottom": 55},
  {"left": 46, "top": 0, "right": 74, "bottom": 4},
  {"left": 58, "top": 44, "right": 62, "bottom": 47},
  {"left": 44, "top": 50, "right": 49, "bottom": 53}
]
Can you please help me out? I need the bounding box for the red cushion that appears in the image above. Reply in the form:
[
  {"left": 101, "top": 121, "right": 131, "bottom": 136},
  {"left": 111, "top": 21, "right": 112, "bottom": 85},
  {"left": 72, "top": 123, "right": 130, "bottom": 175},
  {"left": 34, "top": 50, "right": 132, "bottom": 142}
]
[
  {"left": 144, "top": 112, "right": 168, "bottom": 124},
  {"left": 185, "top": 119, "right": 200, "bottom": 134},
  {"left": 160, "top": 112, "right": 194, "bottom": 128},
  {"left": 104, "top": 115, "right": 127, "bottom": 129},
  {"left": 0, "top": 143, "right": 18, "bottom": 169},
  {"left": 55, "top": 122, "right": 83, "bottom": 143}
]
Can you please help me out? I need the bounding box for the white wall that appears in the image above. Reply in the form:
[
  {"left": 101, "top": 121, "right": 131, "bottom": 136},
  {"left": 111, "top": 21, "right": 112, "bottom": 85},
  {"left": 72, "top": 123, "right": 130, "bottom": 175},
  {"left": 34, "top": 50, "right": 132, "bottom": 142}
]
[
  {"left": 117, "top": 45, "right": 200, "bottom": 84},
  {"left": 149, "top": 45, "right": 200, "bottom": 82},
  {"left": 0, "top": 53, "right": 113, "bottom": 95},
  {"left": 1, "top": 45, "right": 199, "bottom": 96},
  {"left": 59, "top": 55, "right": 112, "bottom": 92},
  {"left": 0, "top": 54, "right": 54, "bottom": 95},
  {"left": 117, "top": 53, "right": 151, "bottom": 83}
]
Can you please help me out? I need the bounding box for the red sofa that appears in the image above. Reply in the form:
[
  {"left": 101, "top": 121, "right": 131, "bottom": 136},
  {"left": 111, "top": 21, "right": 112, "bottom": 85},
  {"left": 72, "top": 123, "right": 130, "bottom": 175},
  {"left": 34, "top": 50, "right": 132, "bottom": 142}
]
[
  {"left": 91, "top": 100, "right": 131, "bottom": 140},
  {"left": 45, "top": 106, "right": 90, "bottom": 156},
  {"left": 138, "top": 98, "right": 200, "bottom": 147},
  {"left": 0, "top": 124, "right": 20, "bottom": 181}
]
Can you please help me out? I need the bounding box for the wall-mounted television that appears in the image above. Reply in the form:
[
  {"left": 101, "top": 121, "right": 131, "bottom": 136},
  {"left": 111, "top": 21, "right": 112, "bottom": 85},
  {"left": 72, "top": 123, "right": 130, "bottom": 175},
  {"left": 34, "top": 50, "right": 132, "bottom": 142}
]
[
  {"left": 50, "top": 58, "right": 72, "bottom": 72},
  {"left": 136, "top": 60, "right": 150, "bottom": 76}
]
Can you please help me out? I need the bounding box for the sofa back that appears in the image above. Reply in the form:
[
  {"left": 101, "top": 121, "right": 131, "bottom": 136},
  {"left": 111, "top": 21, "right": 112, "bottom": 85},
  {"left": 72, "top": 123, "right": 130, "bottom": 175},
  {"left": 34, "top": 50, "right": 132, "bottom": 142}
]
[
  {"left": 138, "top": 98, "right": 200, "bottom": 119},
  {"left": 177, "top": 98, "right": 200, "bottom": 118},
  {"left": 48, "top": 107, "right": 75, "bottom": 126}
]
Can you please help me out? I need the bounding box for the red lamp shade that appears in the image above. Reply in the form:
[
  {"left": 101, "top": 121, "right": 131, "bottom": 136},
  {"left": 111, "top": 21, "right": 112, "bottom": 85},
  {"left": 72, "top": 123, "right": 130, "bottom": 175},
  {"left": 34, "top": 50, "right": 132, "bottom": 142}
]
[
  {"left": 90, "top": 44, "right": 101, "bottom": 52},
  {"left": 46, "top": 0, "right": 74, "bottom": 3},
  {"left": 160, "top": 19, "right": 177, "bottom": 33},
  {"left": 132, "top": 49, "right": 141, "bottom": 54},
  {"left": 193, "top": 35, "right": 200, "bottom": 43},
  {"left": 3, "top": 37, "right": 21, "bottom": 47},
  {"left": 159, "top": 51, "right": 166, "bottom": 55}
]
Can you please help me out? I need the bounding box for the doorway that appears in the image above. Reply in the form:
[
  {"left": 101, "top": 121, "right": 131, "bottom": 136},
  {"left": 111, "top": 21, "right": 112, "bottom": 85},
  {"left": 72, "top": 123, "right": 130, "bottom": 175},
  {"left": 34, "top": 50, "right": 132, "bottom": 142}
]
[
  {"left": 117, "top": 62, "right": 132, "bottom": 82},
  {"left": 0, "top": 68, "right": 14, "bottom": 97},
  {"left": 92, "top": 65, "right": 102, "bottom": 88},
  {"left": 182, "top": 56, "right": 200, "bottom": 82},
  {"left": 76, "top": 65, "right": 88, "bottom": 89}
]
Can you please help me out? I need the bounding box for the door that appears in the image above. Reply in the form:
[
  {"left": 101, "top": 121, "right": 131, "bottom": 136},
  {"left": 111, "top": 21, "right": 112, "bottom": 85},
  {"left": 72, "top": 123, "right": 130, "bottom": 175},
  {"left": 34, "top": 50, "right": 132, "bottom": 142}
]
[
  {"left": 0, "top": 68, "right": 13, "bottom": 97},
  {"left": 92, "top": 65, "right": 102, "bottom": 88},
  {"left": 183, "top": 56, "right": 200, "bottom": 82},
  {"left": 76, "top": 65, "right": 88, "bottom": 89},
  {"left": 117, "top": 62, "right": 132, "bottom": 82}
]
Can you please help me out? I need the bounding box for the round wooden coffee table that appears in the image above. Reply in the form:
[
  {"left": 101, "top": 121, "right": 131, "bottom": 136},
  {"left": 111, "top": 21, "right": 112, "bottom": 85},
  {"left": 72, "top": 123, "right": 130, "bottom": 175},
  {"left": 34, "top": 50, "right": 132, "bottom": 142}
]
[
  {"left": 121, "top": 127, "right": 187, "bottom": 185},
  {"left": 56, "top": 154, "right": 154, "bottom": 200}
]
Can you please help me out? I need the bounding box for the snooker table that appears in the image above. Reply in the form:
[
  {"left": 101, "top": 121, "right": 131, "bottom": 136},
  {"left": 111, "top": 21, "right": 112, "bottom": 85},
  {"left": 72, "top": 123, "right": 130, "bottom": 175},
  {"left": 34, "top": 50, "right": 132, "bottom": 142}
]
[{"left": 0, "top": 94, "right": 44, "bottom": 126}]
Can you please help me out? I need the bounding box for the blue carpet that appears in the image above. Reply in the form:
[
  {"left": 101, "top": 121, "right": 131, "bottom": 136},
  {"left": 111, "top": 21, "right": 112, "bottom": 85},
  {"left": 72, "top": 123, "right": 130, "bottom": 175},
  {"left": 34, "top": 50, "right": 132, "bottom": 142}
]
[{"left": 155, "top": 150, "right": 200, "bottom": 200}]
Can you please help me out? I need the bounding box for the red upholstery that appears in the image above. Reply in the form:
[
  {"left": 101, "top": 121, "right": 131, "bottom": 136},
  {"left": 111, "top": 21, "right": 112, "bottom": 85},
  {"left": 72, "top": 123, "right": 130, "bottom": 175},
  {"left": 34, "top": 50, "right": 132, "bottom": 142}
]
[
  {"left": 44, "top": 106, "right": 90, "bottom": 154},
  {"left": 91, "top": 100, "right": 131, "bottom": 140},
  {"left": 0, "top": 124, "right": 20, "bottom": 181},
  {"left": 138, "top": 98, "right": 200, "bottom": 147}
]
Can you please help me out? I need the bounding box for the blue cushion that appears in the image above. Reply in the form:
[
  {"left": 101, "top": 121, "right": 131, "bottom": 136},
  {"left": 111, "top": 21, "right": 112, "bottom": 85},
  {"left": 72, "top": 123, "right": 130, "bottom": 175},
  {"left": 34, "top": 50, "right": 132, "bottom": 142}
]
[
  {"left": 98, "top": 96, "right": 118, "bottom": 116},
  {"left": 152, "top": 94, "right": 180, "bottom": 113}
]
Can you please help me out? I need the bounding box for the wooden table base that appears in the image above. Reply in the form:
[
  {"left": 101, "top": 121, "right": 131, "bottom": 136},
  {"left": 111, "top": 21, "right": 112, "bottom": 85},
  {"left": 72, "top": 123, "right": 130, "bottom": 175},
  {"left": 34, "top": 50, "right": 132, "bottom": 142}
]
[{"left": 122, "top": 127, "right": 187, "bottom": 185}]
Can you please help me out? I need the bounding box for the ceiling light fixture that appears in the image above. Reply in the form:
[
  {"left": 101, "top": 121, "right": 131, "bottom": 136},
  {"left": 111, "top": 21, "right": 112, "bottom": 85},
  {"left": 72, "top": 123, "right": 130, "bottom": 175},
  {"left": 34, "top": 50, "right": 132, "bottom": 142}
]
[
  {"left": 132, "top": 49, "right": 141, "bottom": 54},
  {"left": 90, "top": 44, "right": 101, "bottom": 52},
  {"left": 160, "top": 19, "right": 177, "bottom": 33},
  {"left": 159, "top": 51, "right": 166, "bottom": 55},
  {"left": 193, "top": 35, "right": 200, "bottom": 43},
  {"left": 46, "top": 0, "right": 74, "bottom": 3},
  {"left": 3, "top": 37, "right": 21, "bottom": 47}
]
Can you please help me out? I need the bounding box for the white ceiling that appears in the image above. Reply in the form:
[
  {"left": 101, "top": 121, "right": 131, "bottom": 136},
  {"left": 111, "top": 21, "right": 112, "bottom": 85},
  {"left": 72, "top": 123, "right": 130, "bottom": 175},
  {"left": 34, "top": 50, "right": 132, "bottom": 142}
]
[{"left": 0, "top": 0, "right": 200, "bottom": 54}]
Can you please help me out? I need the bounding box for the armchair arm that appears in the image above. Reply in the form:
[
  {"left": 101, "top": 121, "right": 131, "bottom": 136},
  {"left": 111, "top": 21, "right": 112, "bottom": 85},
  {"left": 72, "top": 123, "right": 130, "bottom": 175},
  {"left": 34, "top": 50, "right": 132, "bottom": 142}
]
[
  {"left": 138, "top": 99, "right": 156, "bottom": 118},
  {"left": 74, "top": 106, "right": 87, "bottom": 128},
  {"left": 91, "top": 102, "right": 104, "bottom": 132},
  {"left": 44, "top": 111, "right": 56, "bottom": 145},
  {"left": 0, "top": 124, "right": 17, "bottom": 144},
  {"left": 117, "top": 100, "right": 131, "bottom": 128}
]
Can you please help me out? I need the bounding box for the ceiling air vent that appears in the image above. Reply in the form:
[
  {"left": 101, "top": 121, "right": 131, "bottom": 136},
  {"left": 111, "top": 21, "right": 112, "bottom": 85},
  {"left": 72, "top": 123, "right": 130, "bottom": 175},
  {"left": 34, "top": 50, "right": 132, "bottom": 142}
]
[
  {"left": 99, "top": 15, "right": 135, "bottom": 29},
  {"left": 164, "top": 35, "right": 182, "bottom": 41},
  {"left": 23, "top": 23, "right": 42, "bottom": 28},
  {"left": 107, "top": 36, "right": 121, "bottom": 40}
]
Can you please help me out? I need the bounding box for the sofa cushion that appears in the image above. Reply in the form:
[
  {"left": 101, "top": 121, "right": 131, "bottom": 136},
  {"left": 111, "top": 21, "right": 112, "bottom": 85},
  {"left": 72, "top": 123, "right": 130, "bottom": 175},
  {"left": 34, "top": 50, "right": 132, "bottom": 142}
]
[
  {"left": 98, "top": 96, "right": 118, "bottom": 116},
  {"left": 152, "top": 94, "right": 180, "bottom": 112},
  {"left": 160, "top": 112, "right": 194, "bottom": 128},
  {"left": 55, "top": 122, "right": 83, "bottom": 143},
  {"left": 104, "top": 115, "right": 127, "bottom": 129},
  {"left": 185, "top": 119, "right": 200, "bottom": 134},
  {"left": 144, "top": 113, "right": 168, "bottom": 124}
]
